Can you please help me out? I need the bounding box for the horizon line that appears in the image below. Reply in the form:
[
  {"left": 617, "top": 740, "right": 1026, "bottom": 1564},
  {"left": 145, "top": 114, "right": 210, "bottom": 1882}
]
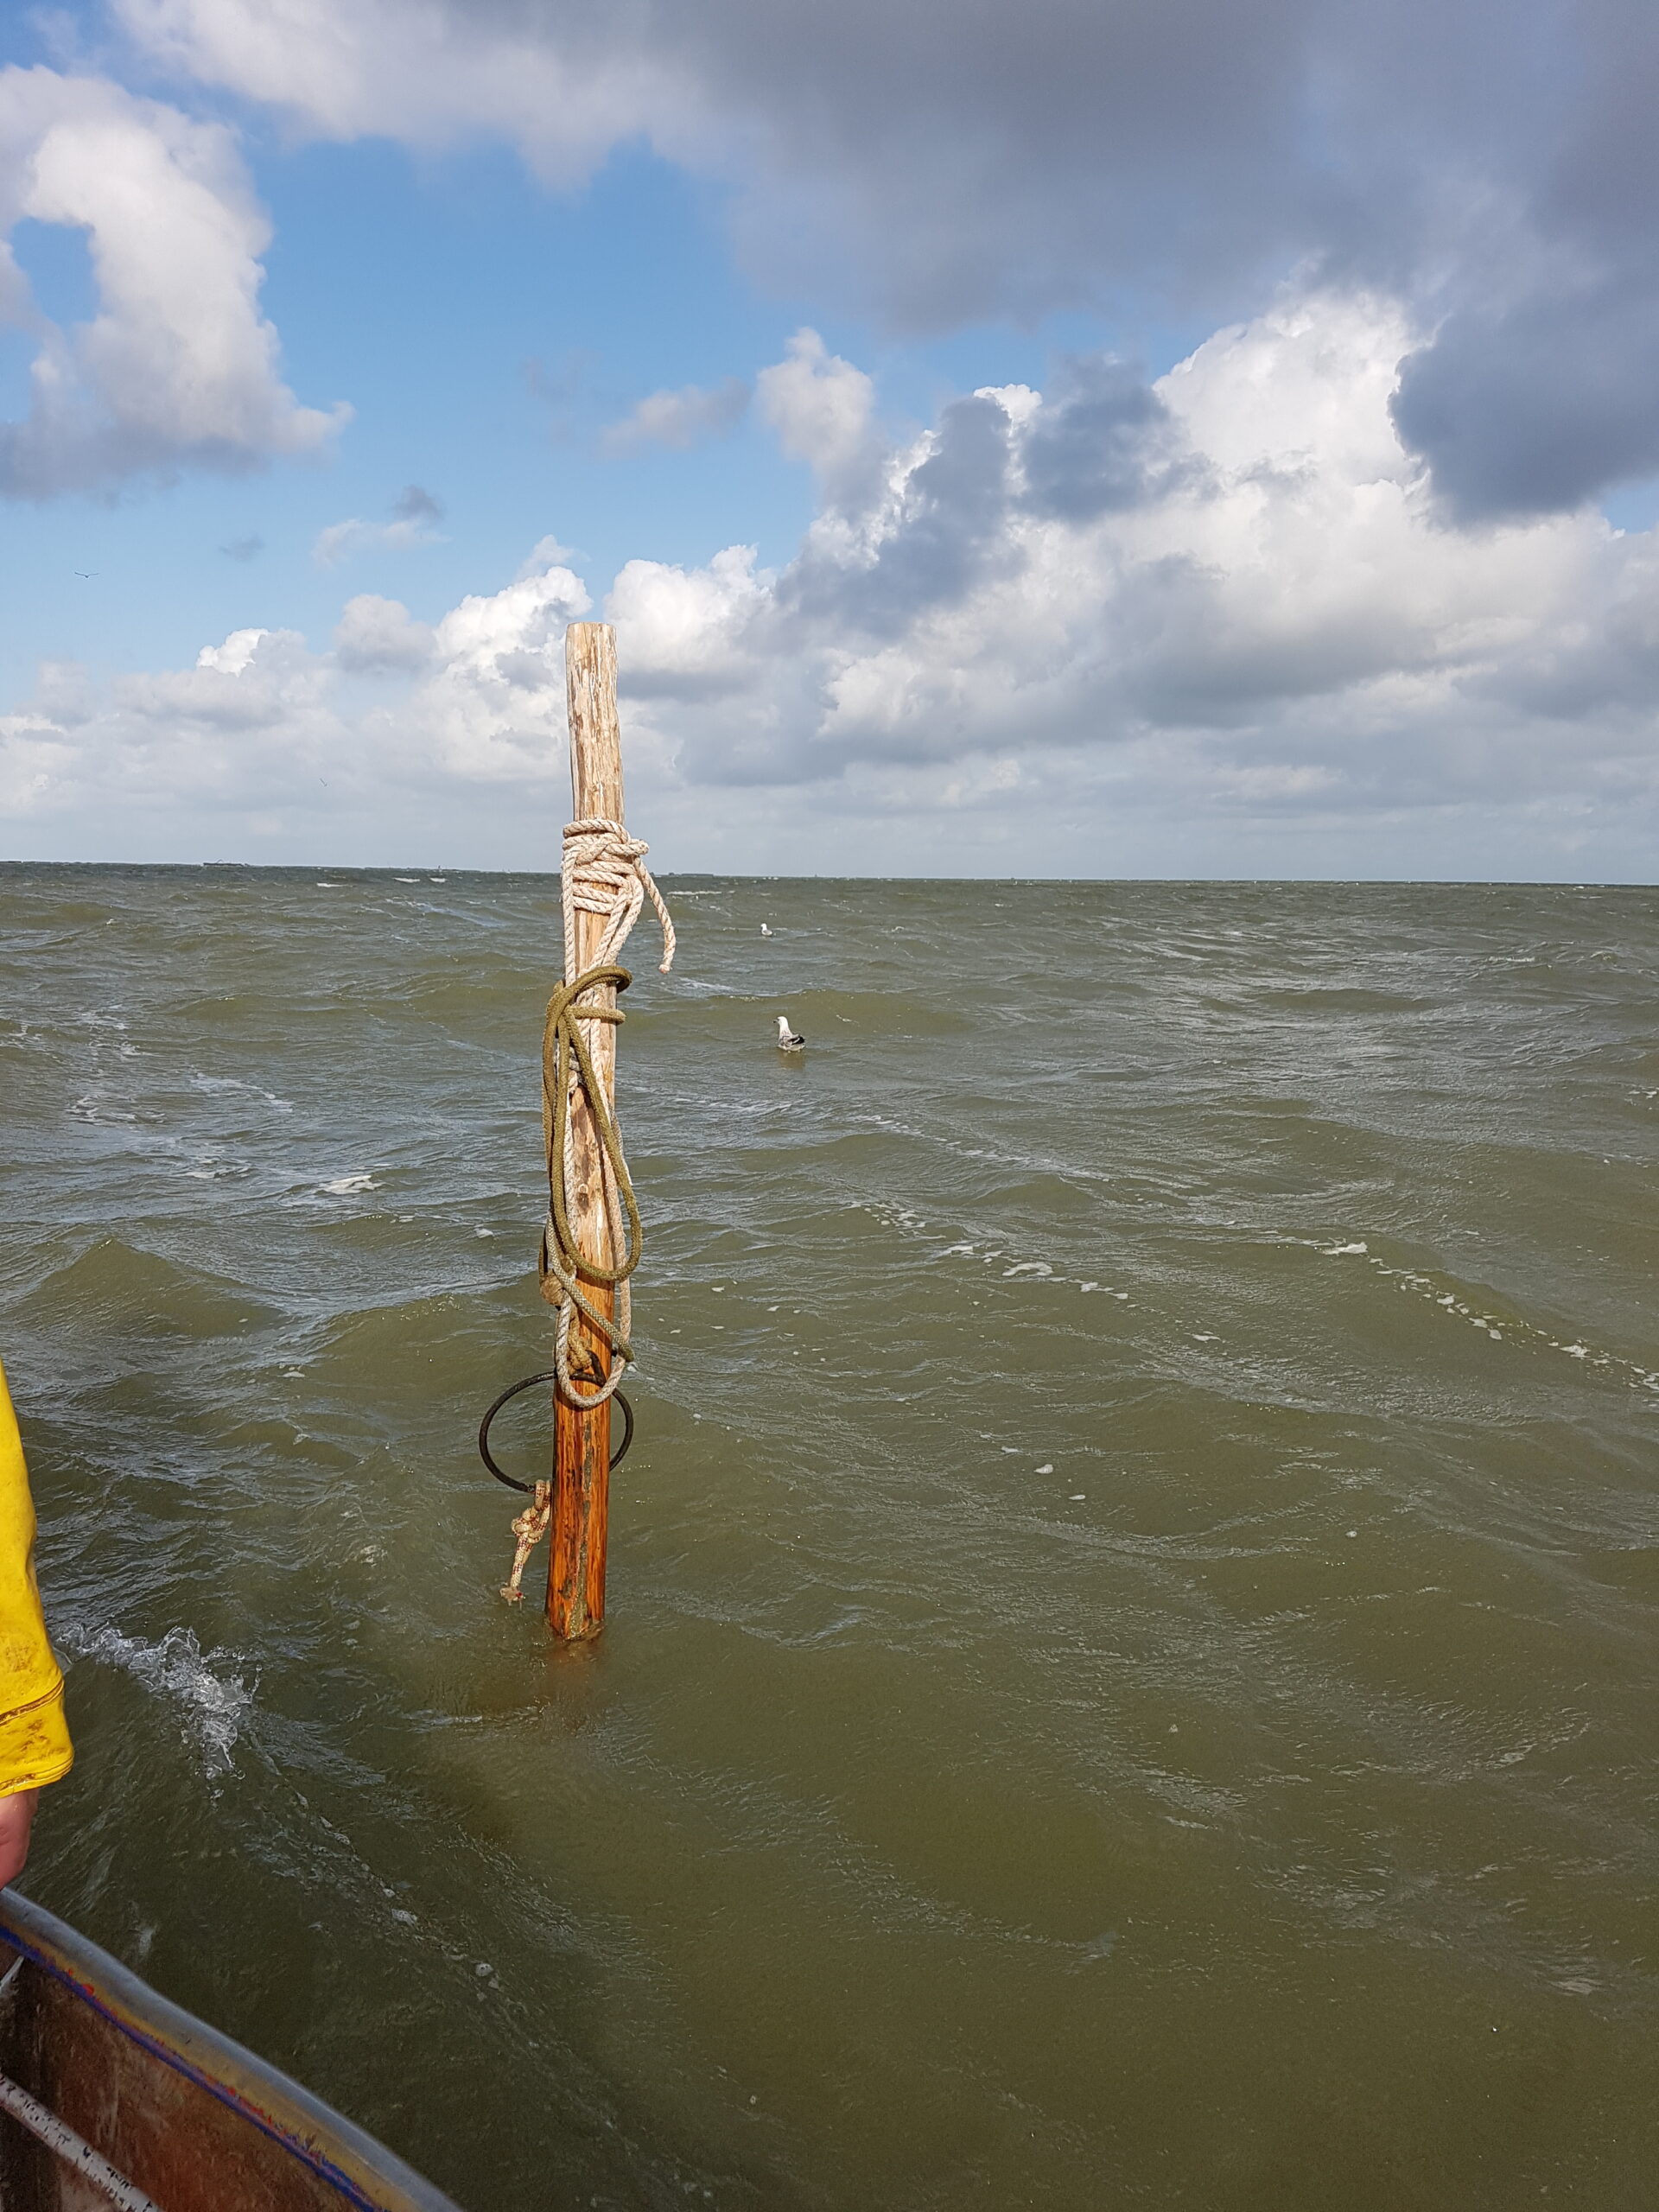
[{"left": 2, "top": 860, "right": 1652, "bottom": 891}]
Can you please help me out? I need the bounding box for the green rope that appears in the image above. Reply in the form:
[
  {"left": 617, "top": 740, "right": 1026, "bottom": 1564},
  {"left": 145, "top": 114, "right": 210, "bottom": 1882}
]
[{"left": 539, "top": 961, "right": 642, "bottom": 1407}]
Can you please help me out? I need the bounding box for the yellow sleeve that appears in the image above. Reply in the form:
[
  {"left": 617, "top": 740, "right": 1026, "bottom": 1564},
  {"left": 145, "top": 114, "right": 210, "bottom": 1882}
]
[{"left": 0, "top": 1361, "right": 73, "bottom": 1793}]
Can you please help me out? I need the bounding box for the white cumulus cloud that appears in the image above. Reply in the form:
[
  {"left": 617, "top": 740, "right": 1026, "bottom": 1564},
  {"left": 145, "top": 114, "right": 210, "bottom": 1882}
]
[
  {"left": 755, "top": 328, "right": 878, "bottom": 502},
  {"left": 5, "top": 295, "right": 1659, "bottom": 874},
  {"left": 333, "top": 594, "right": 435, "bottom": 671},
  {"left": 0, "top": 66, "right": 343, "bottom": 498}
]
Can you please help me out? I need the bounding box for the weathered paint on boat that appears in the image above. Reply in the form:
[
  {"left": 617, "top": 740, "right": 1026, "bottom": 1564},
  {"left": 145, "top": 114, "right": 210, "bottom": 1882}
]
[{"left": 0, "top": 1890, "right": 464, "bottom": 2211}]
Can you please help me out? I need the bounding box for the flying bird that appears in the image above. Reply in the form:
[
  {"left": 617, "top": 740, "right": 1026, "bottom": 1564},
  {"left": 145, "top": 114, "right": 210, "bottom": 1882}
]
[{"left": 775, "top": 1014, "right": 805, "bottom": 1052}]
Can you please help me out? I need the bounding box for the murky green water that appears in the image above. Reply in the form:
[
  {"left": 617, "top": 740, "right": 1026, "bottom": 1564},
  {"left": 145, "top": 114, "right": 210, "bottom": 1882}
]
[{"left": 2, "top": 865, "right": 1656, "bottom": 2209}]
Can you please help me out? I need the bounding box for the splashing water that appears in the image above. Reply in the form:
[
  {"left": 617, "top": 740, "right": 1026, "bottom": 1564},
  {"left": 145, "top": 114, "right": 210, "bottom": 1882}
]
[{"left": 68, "top": 1627, "right": 253, "bottom": 1777}]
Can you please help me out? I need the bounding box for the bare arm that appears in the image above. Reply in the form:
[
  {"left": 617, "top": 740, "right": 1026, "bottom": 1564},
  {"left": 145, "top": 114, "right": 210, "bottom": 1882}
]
[{"left": 0, "top": 1790, "right": 38, "bottom": 1887}]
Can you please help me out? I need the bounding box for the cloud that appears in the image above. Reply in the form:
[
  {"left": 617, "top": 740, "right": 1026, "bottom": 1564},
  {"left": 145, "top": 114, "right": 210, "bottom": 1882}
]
[
  {"left": 218, "top": 532, "right": 264, "bottom": 560},
  {"left": 313, "top": 483, "right": 446, "bottom": 565},
  {"left": 7, "top": 295, "right": 1659, "bottom": 874},
  {"left": 755, "top": 327, "right": 878, "bottom": 505},
  {"left": 601, "top": 377, "right": 750, "bottom": 454},
  {"left": 599, "top": 298, "right": 1659, "bottom": 847},
  {"left": 1391, "top": 285, "right": 1659, "bottom": 523},
  {"left": 0, "top": 65, "right": 344, "bottom": 499},
  {"left": 391, "top": 481, "right": 442, "bottom": 526},
  {"left": 516, "top": 534, "right": 578, "bottom": 579},
  {"left": 521, "top": 350, "right": 597, "bottom": 443},
  {"left": 332, "top": 593, "right": 434, "bottom": 671},
  {"left": 1020, "top": 359, "right": 1195, "bottom": 522},
  {"left": 0, "top": 548, "right": 592, "bottom": 836},
  {"left": 111, "top": 0, "right": 1659, "bottom": 518}
]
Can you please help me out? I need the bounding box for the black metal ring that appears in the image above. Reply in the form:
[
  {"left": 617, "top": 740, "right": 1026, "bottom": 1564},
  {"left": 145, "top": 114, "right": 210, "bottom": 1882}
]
[{"left": 477, "top": 1373, "right": 634, "bottom": 1492}]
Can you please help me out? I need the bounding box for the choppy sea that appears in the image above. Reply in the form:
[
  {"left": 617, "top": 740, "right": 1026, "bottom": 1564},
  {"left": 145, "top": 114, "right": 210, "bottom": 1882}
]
[{"left": 3, "top": 865, "right": 1656, "bottom": 2209}]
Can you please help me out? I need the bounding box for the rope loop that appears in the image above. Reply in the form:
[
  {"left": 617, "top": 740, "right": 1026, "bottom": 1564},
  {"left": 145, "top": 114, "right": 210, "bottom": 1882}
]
[
  {"left": 540, "top": 818, "right": 676, "bottom": 1413},
  {"left": 540, "top": 961, "right": 638, "bottom": 1406},
  {"left": 562, "top": 817, "right": 676, "bottom": 979},
  {"left": 493, "top": 816, "right": 675, "bottom": 1601}
]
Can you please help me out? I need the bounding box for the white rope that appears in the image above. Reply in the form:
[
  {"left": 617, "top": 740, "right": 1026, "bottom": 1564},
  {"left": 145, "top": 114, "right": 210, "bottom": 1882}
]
[
  {"left": 499, "top": 1480, "right": 552, "bottom": 1605},
  {"left": 0, "top": 2064, "right": 165, "bottom": 2210},
  {"left": 562, "top": 816, "right": 676, "bottom": 982},
  {"left": 547, "top": 817, "right": 674, "bottom": 1408}
]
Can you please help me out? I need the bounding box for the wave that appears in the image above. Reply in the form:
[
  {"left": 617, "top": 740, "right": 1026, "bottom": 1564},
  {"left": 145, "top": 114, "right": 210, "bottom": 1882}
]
[{"left": 65, "top": 1625, "right": 253, "bottom": 1777}]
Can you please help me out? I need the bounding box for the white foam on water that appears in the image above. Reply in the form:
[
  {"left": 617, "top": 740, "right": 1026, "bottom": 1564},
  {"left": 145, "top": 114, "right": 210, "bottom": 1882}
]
[
  {"left": 1310, "top": 1238, "right": 1657, "bottom": 1394},
  {"left": 1320, "top": 1241, "right": 1369, "bottom": 1256},
  {"left": 1003, "top": 1262, "right": 1053, "bottom": 1279},
  {"left": 70, "top": 1626, "right": 253, "bottom": 1776},
  {"left": 70, "top": 1091, "right": 137, "bottom": 1124},
  {"left": 322, "top": 1173, "right": 378, "bottom": 1194},
  {"left": 190, "top": 1073, "right": 292, "bottom": 1114}
]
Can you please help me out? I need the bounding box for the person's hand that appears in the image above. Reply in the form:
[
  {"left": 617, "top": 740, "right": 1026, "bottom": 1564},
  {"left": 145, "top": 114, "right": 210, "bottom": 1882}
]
[{"left": 0, "top": 1790, "right": 38, "bottom": 1886}]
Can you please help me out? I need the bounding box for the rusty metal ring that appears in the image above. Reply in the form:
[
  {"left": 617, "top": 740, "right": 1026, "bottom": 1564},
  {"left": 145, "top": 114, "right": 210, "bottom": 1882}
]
[{"left": 476, "top": 1373, "right": 634, "bottom": 1493}]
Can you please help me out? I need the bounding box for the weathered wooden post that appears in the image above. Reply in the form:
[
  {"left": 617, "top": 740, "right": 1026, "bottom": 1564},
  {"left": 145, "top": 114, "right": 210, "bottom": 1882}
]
[
  {"left": 547, "top": 622, "right": 623, "bottom": 1639},
  {"left": 481, "top": 620, "right": 670, "bottom": 1624}
]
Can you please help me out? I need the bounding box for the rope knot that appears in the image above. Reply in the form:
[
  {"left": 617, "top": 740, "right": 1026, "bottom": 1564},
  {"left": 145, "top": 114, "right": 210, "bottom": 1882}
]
[
  {"left": 562, "top": 817, "right": 675, "bottom": 978},
  {"left": 537, "top": 817, "right": 677, "bottom": 1421},
  {"left": 500, "top": 1480, "right": 551, "bottom": 1603},
  {"left": 500, "top": 813, "right": 675, "bottom": 1600}
]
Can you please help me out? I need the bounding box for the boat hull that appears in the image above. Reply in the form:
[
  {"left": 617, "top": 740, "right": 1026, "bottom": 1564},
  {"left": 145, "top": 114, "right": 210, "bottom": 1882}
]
[{"left": 0, "top": 1891, "right": 461, "bottom": 2212}]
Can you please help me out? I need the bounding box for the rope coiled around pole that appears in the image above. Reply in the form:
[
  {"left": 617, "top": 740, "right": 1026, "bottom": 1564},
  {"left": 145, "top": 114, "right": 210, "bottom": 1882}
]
[{"left": 540, "top": 817, "right": 675, "bottom": 1410}]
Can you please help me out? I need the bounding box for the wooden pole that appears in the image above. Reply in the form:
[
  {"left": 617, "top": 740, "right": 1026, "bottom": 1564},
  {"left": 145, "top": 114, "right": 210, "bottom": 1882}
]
[{"left": 548, "top": 622, "right": 622, "bottom": 1640}]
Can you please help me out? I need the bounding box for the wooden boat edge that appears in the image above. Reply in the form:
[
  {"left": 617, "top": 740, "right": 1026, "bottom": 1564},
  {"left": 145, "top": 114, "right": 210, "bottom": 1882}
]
[{"left": 0, "top": 1889, "right": 465, "bottom": 2212}]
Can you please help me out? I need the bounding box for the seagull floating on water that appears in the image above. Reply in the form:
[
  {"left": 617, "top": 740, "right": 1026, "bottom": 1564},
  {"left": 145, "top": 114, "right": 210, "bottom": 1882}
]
[
  {"left": 775, "top": 1014, "right": 805, "bottom": 1052},
  {"left": 760, "top": 922, "right": 772, "bottom": 937}
]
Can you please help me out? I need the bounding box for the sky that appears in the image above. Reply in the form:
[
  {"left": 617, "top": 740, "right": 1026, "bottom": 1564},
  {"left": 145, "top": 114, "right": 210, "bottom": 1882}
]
[{"left": 2, "top": 0, "right": 1658, "bottom": 877}]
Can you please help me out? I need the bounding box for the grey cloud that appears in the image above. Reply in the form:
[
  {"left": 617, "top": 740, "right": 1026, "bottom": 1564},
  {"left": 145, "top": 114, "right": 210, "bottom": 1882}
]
[
  {"left": 785, "top": 393, "right": 1019, "bottom": 637},
  {"left": 1020, "top": 360, "right": 1194, "bottom": 521},
  {"left": 194, "top": 0, "right": 1659, "bottom": 521},
  {"left": 392, "top": 483, "right": 444, "bottom": 524},
  {"left": 313, "top": 486, "right": 447, "bottom": 565},
  {"left": 607, "top": 299, "right": 1659, "bottom": 826},
  {"left": 219, "top": 534, "right": 264, "bottom": 561},
  {"left": 1391, "top": 278, "right": 1659, "bottom": 520},
  {"left": 778, "top": 368, "right": 1194, "bottom": 643},
  {"left": 492, "top": 648, "right": 557, "bottom": 689}
]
